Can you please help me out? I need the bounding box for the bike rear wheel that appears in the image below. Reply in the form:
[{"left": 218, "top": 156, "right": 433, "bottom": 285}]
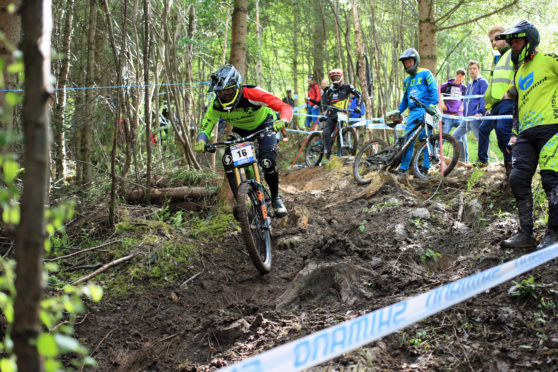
[
  {"left": 412, "top": 133, "right": 459, "bottom": 180},
  {"left": 337, "top": 127, "right": 358, "bottom": 156},
  {"left": 305, "top": 132, "right": 323, "bottom": 167},
  {"left": 236, "top": 182, "right": 272, "bottom": 273},
  {"left": 353, "top": 138, "right": 388, "bottom": 185}
]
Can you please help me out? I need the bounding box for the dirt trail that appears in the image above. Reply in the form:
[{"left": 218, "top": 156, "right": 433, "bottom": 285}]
[{"left": 76, "top": 162, "right": 558, "bottom": 371}]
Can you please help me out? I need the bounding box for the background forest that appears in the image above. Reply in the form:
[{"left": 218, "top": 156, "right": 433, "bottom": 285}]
[{"left": 15, "top": 0, "right": 558, "bottom": 185}]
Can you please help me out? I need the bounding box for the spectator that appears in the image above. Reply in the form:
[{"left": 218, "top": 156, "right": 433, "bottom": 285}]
[
  {"left": 282, "top": 89, "right": 295, "bottom": 107},
  {"left": 440, "top": 68, "right": 467, "bottom": 157},
  {"left": 348, "top": 94, "right": 365, "bottom": 119},
  {"left": 451, "top": 60, "right": 489, "bottom": 162},
  {"left": 159, "top": 107, "right": 172, "bottom": 150},
  {"left": 475, "top": 25, "right": 514, "bottom": 174},
  {"left": 498, "top": 21, "right": 558, "bottom": 249},
  {"left": 320, "top": 79, "right": 329, "bottom": 95},
  {"left": 305, "top": 75, "right": 321, "bottom": 128}
]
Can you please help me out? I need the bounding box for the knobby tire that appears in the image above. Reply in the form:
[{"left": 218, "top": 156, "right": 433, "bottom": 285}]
[
  {"left": 337, "top": 127, "right": 358, "bottom": 156},
  {"left": 236, "top": 182, "right": 272, "bottom": 273},
  {"left": 412, "top": 133, "right": 459, "bottom": 180},
  {"left": 353, "top": 138, "right": 388, "bottom": 185},
  {"left": 305, "top": 132, "right": 323, "bottom": 167}
]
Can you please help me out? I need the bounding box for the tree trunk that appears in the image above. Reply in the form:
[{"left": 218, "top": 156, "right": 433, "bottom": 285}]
[
  {"left": 350, "top": 0, "right": 371, "bottom": 118},
  {"left": 255, "top": 0, "right": 262, "bottom": 85},
  {"left": 126, "top": 186, "right": 217, "bottom": 202},
  {"left": 14, "top": 1, "right": 52, "bottom": 371},
  {"left": 100, "top": 0, "right": 127, "bottom": 226},
  {"left": 292, "top": 0, "right": 299, "bottom": 125},
  {"left": 52, "top": 0, "right": 74, "bottom": 180},
  {"left": 343, "top": 10, "right": 356, "bottom": 86},
  {"left": 418, "top": 0, "right": 437, "bottom": 75},
  {"left": 79, "top": 0, "right": 97, "bottom": 186},
  {"left": 213, "top": 2, "right": 231, "bottom": 169},
  {"left": 0, "top": 0, "right": 21, "bottom": 130},
  {"left": 330, "top": 0, "right": 347, "bottom": 79},
  {"left": 230, "top": 0, "right": 247, "bottom": 76},
  {"left": 221, "top": 2, "right": 230, "bottom": 65},
  {"left": 144, "top": 0, "right": 151, "bottom": 203},
  {"left": 310, "top": 0, "right": 324, "bottom": 83}
]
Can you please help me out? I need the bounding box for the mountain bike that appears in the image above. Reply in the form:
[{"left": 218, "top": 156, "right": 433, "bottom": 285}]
[
  {"left": 353, "top": 96, "right": 459, "bottom": 184},
  {"left": 305, "top": 107, "right": 358, "bottom": 167},
  {"left": 205, "top": 127, "right": 276, "bottom": 273}
]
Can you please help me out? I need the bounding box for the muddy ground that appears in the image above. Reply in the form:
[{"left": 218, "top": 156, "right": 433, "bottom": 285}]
[{"left": 73, "top": 161, "right": 558, "bottom": 371}]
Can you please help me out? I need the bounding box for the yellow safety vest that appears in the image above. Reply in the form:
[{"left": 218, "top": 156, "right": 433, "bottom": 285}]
[{"left": 484, "top": 49, "right": 514, "bottom": 109}]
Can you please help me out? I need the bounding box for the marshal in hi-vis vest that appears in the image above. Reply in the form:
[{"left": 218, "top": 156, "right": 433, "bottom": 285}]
[{"left": 484, "top": 49, "right": 514, "bottom": 109}]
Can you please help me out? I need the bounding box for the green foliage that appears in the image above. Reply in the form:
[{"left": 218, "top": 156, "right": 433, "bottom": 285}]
[
  {"left": 466, "top": 167, "right": 486, "bottom": 191},
  {"left": 509, "top": 276, "right": 539, "bottom": 299},
  {"left": 422, "top": 249, "right": 442, "bottom": 262},
  {"left": 166, "top": 168, "right": 218, "bottom": 186},
  {"left": 0, "top": 80, "right": 98, "bottom": 369},
  {"left": 358, "top": 219, "right": 367, "bottom": 232}
]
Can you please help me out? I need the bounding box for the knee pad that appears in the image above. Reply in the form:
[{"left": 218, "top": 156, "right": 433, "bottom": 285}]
[
  {"left": 222, "top": 151, "right": 235, "bottom": 174},
  {"left": 509, "top": 168, "right": 531, "bottom": 195},
  {"left": 259, "top": 156, "right": 276, "bottom": 174}
]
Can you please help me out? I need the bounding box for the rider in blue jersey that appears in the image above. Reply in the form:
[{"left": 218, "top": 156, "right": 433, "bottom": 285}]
[{"left": 389, "top": 48, "right": 439, "bottom": 176}]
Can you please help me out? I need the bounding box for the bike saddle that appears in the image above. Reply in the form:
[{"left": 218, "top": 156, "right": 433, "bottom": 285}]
[{"left": 386, "top": 121, "right": 399, "bottom": 128}]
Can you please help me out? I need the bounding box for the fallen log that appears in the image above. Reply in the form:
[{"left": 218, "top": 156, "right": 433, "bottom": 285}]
[{"left": 126, "top": 186, "right": 217, "bottom": 202}]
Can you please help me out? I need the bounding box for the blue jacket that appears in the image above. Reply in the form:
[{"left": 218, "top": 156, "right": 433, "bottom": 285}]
[
  {"left": 397, "top": 68, "right": 439, "bottom": 115},
  {"left": 463, "top": 77, "right": 488, "bottom": 116},
  {"left": 348, "top": 96, "right": 365, "bottom": 118}
]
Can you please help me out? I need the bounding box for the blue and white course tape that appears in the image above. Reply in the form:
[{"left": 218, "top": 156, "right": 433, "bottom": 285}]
[{"left": 220, "top": 243, "right": 558, "bottom": 372}]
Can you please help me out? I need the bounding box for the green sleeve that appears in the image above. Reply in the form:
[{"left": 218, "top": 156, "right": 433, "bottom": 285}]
[{"left": 197, "top": 100, "right": 220, "bottom": 142}]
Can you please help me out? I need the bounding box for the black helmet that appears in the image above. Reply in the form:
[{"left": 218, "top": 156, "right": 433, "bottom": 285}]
[
  {"left": 399, "top": 48, "right": 420, "bottom": 75},
  {"left": 496, "top": 20, "right": 540, "bottom": 65},
  {"left": 209, "top": 64, "right": 243, "bottom": 106}
]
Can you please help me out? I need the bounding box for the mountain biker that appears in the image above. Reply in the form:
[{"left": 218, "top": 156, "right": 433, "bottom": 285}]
[
  {"left": 387, "top": 48, "right": 439, "bottom": 176},
  {"left": 497, "top": 21, "right": 558, "bottom": 250},
  {"left": 475, "top": 25, "right": 515, "bottom": 172},
  {"left": 321, "top": 68, "right": 362, "bottom": 162},
  {"left": 194, "top": 64, "right": 294, "bottom": 218}
]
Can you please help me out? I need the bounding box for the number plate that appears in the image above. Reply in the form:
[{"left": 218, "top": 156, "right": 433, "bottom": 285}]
[
  {"left": 231, "top": 142, "right": 255, "bottom": 166},
  {"left": 424, "top": 113, "right": 434, "bottom": 126},
  {"left": 337, "top": 112, "right": 348, "bottom": 122}
]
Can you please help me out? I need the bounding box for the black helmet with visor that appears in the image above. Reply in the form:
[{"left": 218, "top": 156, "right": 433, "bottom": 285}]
[
  {"left": 495, "top": 20, "right": 540, "bottom": 65},
  {"left": 209, "top": 64, "right": 243, "bottom": 106}
]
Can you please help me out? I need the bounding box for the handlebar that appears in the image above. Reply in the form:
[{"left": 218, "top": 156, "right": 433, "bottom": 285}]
[
  {"left": 205, "top": 127, "right": 275, "bottom": 153},
  {"left": 322, "top": 105, "right": 357, "bottom": 112},
  {"left": 409, "top": 95, "right": 438, "bottom": 116}
]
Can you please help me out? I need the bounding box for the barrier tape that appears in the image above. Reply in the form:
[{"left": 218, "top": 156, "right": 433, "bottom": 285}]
[
  {"left": 220, "top": 243, "right": 558, "bottom": 372},
  {"left": 441, "top": 113, "right": 513, "bottom": 121},
  {"left": 0, "top": 81, "right": 211, "bottom": 93},
  {"left": 441, "top": 93, "right": 485, "bottom": 100}
]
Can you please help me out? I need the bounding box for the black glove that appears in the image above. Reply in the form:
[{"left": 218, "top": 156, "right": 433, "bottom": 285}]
[{"left": 354, "top": 108, "right": 361, "bottom": 115}]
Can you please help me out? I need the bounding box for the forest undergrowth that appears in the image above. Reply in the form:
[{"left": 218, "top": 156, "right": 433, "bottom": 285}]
[{"left": 3, "top": 142, "right": 558, "bottom": 371}]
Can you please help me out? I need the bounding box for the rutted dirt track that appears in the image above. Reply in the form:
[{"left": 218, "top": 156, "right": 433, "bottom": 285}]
[{"left": 76, "top": 162, "right": 558, "bottom": 371}]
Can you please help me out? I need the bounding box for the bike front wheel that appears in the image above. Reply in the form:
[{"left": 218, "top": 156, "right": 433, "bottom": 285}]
[
  {"left": 337, "top": 127, "right": 358, "bottom": 156},
  {"left": 305, "top": 132, "right": 324, "bottom": 167},
  {"left": 353, "top": 138, "right": 388, "bottom": 185},
  {"left": 412, "top": 133, "right": 459, "bottom": 180},
  {"left": 236, "top": 182, "right": 272, "bottom": 274}
]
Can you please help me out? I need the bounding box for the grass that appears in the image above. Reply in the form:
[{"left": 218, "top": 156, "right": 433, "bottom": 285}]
[{"left": 458, "top": 130, "right": 503, "bottom": 164}]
